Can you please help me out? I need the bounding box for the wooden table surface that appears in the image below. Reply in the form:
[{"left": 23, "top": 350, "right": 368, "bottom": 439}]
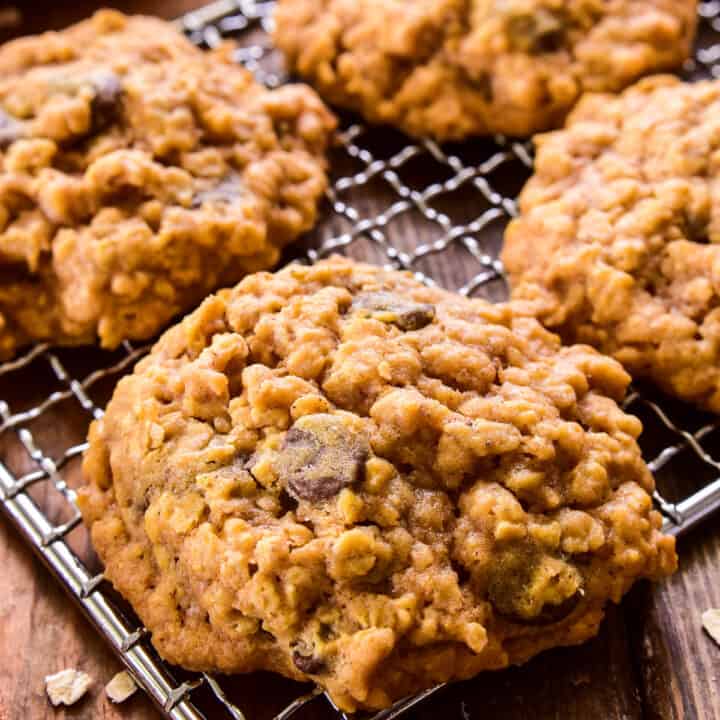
[{"left": 1, "top": 2, "right": 720, "bottom": 719}]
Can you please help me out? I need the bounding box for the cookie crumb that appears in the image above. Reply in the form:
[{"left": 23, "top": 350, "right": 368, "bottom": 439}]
[
  {"left": 105, "top": 670, "right": 137, "bottom": 703},
  {"left": 702, "top": 608, "right": 720, "bottom": 646},
  {"left": 44, "top": 668, "right": 92, "bottom": 706}
]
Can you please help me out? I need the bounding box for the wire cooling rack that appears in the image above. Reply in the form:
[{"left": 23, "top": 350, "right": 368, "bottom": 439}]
[{"left": 1, "top": 1, "right": 720, "bottom": 718}]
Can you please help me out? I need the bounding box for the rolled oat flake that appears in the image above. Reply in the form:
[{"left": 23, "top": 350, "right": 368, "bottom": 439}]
[
  {"left": 702, "top": 608, "right": 720, "bottom": 646},
  {"left": 105, "top": 670, "right": 138, "bottom": 703},
  {"left": 44, "top": 668, "right": 93, "bottom": 706}
]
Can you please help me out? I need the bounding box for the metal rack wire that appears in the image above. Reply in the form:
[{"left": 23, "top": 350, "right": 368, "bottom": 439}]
[{"left": 1, "top": 1, "right": 719, "bottom": 718}]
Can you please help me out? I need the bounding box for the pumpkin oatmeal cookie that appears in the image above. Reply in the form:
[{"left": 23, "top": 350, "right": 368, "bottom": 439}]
[
  {"left": 503, "top": 76, "right": 720, "bottom": 412},
  {"left": 273, "top": 0, "right": 696, "bottom": 140},
  {"left": 79, "top": 257, "right": 676, "bottom": 711},
  {"left": 0, "top": 10, "right": 335, "bottom": 359}
]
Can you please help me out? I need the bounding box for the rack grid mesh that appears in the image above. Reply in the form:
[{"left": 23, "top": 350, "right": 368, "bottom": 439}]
[{"left": 1, "top": 1, "right": 720, "bottom": 718}]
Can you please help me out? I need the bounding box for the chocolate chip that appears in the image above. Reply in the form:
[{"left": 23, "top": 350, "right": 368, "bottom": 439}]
[
  {"left": 191, "top": 174, "right": 244, "bottom": 208},
  {"left": 90, "top": 71, "right": 124, "bottom": 130},
  {"left": 352, "top": 291, "right": 435, "bottom": 331},
  {"left": 0, "top": 108, "right": 24, "bottom": 148},
  {"left": 527, "top": 589, "right": 582, "bottom": 625},
  {"left": 461, "top": 69, "right": 494, "bottom": 103},
  {"left": 508, "top": 9, "right": 565, "bottom": 54},
  {"left": 488, "top": 549, "right": 583, "bottom": 625},
  {"left": 275, "top": 414, "right": 369, "bottom": 502},
  {"left": 292, "top": 650, "right": 325, "bottom": 675},
  {"left": 277, "top": 488, "right": 299, "bottom": 516}
]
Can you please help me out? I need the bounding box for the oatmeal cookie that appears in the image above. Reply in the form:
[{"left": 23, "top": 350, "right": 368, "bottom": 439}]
[
  {"left": 503, "top": 76, "right": 720, "bottom": 412},
  {"left": 273, "top": 0, "right": 696, "bottom": 140},
  {"left": 0, "top": 10, "right": 335, "bottom": 359},
  {"left": 79, "top": 257, "right": 676, "bottom": 711}
]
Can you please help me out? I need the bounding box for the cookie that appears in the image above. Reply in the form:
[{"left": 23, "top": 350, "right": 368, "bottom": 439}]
[
  {"left": 503, "top": 76, "right": 720, "bottom": 412},
  {"left": 0, "top": 10, "right": 335, "bottom": 359},
  {"left": 273, "top": 0, "right": 696, "bottom": 140},
  {"left": 79, "top": 257, "right": 676, "bottom": 711}
]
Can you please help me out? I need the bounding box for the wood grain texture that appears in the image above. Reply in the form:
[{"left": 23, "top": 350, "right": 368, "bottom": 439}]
[
  {"left": 0, "top": 0, "right": 203, "bottom": 40},
  {"left": 0, "top": 2, "right": 719, "bottom": 719},
  {"left": 1, "top": 516, "right": 156, "bottom": 720}
]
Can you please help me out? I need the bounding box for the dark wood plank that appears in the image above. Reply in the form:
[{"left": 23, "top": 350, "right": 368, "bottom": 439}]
[
  {"left": 0, "top": 0, "right": 204, "bottom": 41},
  {"left": 415, "top": 606, "right": 644, "bottom": 720},
  {"left": 628, "top": 526, "right": 720, "bottom": 720},
  {"left": 0, "top": 511, "right": 160, "bottom": 720}
]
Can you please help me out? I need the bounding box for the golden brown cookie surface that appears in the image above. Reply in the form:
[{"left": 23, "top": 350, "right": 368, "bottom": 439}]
[
  {"left": 273, "top": 0, "right": 696, "bottom": 140},
  {"left": 503, "top": 75, "right": 720, "bottom": 413},
  {"left": 0, "top": 10, "right": 335, "bottom": 359},
  {"left": 79, "top": 257, "right": 676, "bottom": 711}
]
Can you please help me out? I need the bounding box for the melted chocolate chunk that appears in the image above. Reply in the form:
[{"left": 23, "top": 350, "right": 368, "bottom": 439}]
[
  {"left": 461, "top": 69, "right": 494, "bottom": 103},
  {"left": 526, "top": 589, "right": 582, "bottom": 626},
  {"left": 275, "top": 414, "right": 369, "bottom": 502},
  {"left": 191, "top": 174, "right": 244, "bottom": 208},
  {"left": 0, "top": 108, "right": 24, "bottom": 148},
  {"left": 508, "top": 9, "right": 566, "bottom": 54},
  {"left": 488, "top": 549, "right": 583, "bottom": 625},
  {"left": 90, "top": 71, "right": 124, "bottom": 130},
  {"left": 292, "top": 650, "right": 325, "bottom": 675},
  {"left": 352, "top": 291, "right": 435, "bottom": 331}
]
